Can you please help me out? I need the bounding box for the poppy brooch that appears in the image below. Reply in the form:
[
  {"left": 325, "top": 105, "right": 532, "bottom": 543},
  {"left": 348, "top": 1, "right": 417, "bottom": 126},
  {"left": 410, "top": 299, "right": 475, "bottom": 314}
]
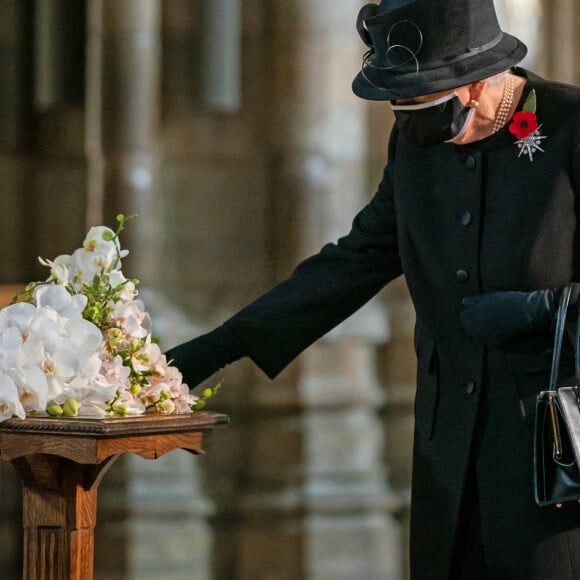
[{"left": 508, "top": 89, "right": 547, "bottom": 162}]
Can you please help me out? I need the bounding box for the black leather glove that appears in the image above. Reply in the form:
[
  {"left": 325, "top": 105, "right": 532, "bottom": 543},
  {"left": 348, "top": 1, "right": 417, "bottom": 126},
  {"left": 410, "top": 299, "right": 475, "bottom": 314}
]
[
  {"left": 460, "top": 289, "right": 559, "bottom": 347},
  {"left": 165, "top": 325, "right": 245, "bottom": 388}
]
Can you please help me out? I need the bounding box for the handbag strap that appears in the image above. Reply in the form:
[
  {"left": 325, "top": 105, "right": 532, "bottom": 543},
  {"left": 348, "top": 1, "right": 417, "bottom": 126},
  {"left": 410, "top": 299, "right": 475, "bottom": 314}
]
[{"left": 549, "top": 285, "right": 573, "bottom": 390}]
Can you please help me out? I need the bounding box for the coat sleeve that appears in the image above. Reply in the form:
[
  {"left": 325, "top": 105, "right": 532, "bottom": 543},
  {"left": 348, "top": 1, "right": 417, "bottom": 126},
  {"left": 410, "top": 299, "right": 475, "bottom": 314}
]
[{"left": 223, "top": 132, "right": 404, "bottom": 378}]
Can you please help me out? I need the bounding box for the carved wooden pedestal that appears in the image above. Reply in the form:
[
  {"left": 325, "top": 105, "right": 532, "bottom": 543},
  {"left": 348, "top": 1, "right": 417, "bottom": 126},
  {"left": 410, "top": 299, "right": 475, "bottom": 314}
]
[{"left": 0, "top": 412, "right": 228, "bottom": 580}]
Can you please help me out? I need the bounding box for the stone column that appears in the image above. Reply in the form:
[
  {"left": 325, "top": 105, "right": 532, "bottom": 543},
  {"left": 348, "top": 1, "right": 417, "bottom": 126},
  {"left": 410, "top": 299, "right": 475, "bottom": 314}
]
[
  {"left": 0, "top": 0, "right": 34, "bottom": 283},
  {"left": 538, "top": 0, "right": 580, "bottom": 84},
  {"left": 85, "top": 0, "right": 162, "bottom": 282},
  {"left": 0, "top": 3, "right": 34, "bottom": 575},
  {"left": 86, "top": 3, "right": 213, "bottom": 579},
  {"left": 227, "top": 2, "right": 403, "bottom": 578},
  {"left": 200, "top": 0, "right": 242, "bottom": 112}
]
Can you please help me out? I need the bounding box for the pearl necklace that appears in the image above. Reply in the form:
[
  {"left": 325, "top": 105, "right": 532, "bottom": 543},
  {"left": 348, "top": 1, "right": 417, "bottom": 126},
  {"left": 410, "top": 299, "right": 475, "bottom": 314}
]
[{"left": 492, "top": 73, "right": 514, "bottom": 134}]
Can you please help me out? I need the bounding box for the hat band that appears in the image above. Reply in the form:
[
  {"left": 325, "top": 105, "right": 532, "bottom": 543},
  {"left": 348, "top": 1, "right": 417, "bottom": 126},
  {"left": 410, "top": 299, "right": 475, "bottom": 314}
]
[{"left": 366, "top": 30, "right": 504, "bottom": 74}]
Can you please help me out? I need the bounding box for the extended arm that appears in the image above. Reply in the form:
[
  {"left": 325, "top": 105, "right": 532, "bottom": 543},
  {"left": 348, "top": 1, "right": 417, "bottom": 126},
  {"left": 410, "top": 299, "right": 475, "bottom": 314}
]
[{"left": 167, "top": 141, "right": 403, "bottom": 386}]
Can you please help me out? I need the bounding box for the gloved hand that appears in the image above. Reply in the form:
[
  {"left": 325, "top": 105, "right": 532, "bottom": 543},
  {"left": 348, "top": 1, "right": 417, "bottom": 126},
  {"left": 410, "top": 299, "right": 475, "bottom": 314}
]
[
  {"left": 460, "top": 289, "right": 559, "bottom": 347},
  {"left": 165, "top": 325, "right": 244, "bottom": 388}
]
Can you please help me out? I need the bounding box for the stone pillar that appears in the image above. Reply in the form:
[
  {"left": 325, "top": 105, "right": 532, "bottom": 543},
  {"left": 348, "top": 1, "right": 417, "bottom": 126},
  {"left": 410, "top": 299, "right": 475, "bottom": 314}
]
[
  {"left": 538, "top": 0, "right": 580, "bottom": 84},
  {"left": 0, "top": 0, "right": 34, "bottom": 283},
  {"left": 0, "top": 3, "right": 34, "bottom": 574},
  {"left": 494, "top": 0, "right": 542, "bottom": 71},
  {"left": 225, "top": 2, "right": 403, "bottom": 578},
  {"left": 85, "top": 3, "right": 213, "bottom": 579},
  {"left": 200, "top": 0, "right": 242, "bottom": 112},
  {"left": 85, "top": 0, "right": 162, "bottom": 282}
]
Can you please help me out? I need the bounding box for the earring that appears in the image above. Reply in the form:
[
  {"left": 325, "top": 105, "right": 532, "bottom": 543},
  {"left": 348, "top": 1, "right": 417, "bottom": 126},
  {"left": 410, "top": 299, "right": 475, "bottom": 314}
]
[{"left": 469, "top": 99, "right": 480, "bottom": 108}]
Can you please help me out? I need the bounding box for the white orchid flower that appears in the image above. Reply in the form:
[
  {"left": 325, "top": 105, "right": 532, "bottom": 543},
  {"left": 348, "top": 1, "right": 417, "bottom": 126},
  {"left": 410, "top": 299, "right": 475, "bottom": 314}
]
[
  {"left": 58, "top": 382, "right": 118, "bottom": 416},
  {"left": 108, "top": 270, "right": 138, "bottom": 301},
  {"left": 98, "top": 352, "right": 131, "bottom": 386},
  {"left": 66, "top": 226, "right": 129, "bottom": 286},
  {"left": 34, "top": 284, "right": 88, "bottom": 319},
  {"left": 0, "top": 326, "right": 25, "bottom": 370},
  {"left": 10, "top": 365, "right": 48, "bottom": 414},
  {"left": 67, "top": 352, "right": 105, "bottom": 391},
  {"left": 38, "top": 254, "right": 72, "bottom": 285},
  {"left": 108, "top": 389, "right": 146, "bottom": 416},
  {"left": 0, "top": 372, "right": 25, "bottom": 421},
  {"left": 168, "top": 382, "right": 197, "bottom": 413},
  {"left": 25, "top": 308, "right": 102, "bottom": 399},
  {"left": 0, "top": 302, "right": 37, "bottom": 340},
  {"left": 111, "top": 300, "right": 150, "bottom": 339},
  {"left": 83, "top": 226, "right": 128, "bottom": 259}
]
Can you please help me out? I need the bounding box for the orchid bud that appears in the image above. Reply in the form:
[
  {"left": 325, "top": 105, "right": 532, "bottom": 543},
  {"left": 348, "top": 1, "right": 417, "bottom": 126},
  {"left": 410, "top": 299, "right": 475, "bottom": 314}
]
[
  {"left": 62, "top": 398, "right": 79, "bottom": 417},
  {"left": 47, "top": 404, "right": 64, "bottom": 417},
  {"left": 157, "top": 399, "right": 175, "bottom": 415}
]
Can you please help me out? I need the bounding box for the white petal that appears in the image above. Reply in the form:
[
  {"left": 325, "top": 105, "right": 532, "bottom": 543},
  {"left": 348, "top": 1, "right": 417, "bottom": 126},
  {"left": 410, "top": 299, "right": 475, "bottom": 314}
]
[
  {"left": 65, "top": 319, "right": 102, "bottom": 355},
  {"left": 0, "top": 372, "right": 25, "bottom": 420}
]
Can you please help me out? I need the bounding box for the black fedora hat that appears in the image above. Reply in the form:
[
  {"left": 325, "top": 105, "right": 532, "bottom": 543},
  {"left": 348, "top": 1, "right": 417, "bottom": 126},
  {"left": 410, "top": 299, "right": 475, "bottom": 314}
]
[{"left": 352, "top": 0, "right": 527, "bottom": 101}]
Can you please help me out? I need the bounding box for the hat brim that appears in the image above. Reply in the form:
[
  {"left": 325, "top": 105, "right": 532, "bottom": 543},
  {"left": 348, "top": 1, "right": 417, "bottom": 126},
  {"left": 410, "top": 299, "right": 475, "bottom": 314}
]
[{"left": 352, "top": 32, "right": 527, "bottom": 101}]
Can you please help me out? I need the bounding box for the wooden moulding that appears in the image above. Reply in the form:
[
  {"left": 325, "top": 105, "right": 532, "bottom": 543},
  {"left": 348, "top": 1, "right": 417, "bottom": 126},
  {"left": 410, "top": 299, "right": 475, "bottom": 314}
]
[{"left": 0, "top": 411, "right": 230, "bottom": 465}]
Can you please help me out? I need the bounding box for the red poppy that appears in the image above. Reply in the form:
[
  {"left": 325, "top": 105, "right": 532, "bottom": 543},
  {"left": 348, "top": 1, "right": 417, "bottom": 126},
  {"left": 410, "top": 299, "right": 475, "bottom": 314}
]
[{"left": 509, "top": 111, "right": 538, "bottom": 140}]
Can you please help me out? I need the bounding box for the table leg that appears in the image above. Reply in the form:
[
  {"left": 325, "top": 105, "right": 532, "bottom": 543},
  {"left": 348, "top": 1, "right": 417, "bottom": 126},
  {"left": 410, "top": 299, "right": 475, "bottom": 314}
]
[{"left": 12, "top": 454, "right": 118, "bottom": 580}]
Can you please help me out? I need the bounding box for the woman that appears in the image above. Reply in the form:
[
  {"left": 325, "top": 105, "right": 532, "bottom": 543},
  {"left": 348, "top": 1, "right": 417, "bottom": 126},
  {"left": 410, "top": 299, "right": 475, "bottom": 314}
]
[{"left": 168, "top": 0, "right": 580, "bottom": 577}]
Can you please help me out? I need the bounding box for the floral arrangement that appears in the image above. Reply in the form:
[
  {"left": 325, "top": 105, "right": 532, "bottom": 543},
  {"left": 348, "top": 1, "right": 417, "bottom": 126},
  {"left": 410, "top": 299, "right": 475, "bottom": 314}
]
[
  {"left": 508, "top": 89, "right": 547, "bottom": 162},
  {"left": 0, "top": 215, "right": 219, "bottom": 423}
]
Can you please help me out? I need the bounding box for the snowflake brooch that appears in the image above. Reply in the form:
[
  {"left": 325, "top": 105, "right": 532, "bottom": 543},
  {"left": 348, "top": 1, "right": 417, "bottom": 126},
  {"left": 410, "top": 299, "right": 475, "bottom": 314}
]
[{"left": 508, "top": 89, "right": 547, "bottom": 162}]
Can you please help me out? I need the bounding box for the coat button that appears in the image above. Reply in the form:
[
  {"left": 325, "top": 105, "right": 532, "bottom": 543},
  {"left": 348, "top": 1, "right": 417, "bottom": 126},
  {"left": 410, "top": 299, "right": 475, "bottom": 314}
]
[
  {"left": 455, "top": 269, "right": 469, "bottom": 283},
  {"left": 465, "top": 155, "right": 477, "bottom": 170},
  {"left": 460, "top": 211, "right": 473, "bottom": 226},
  {"left": 466, "top": 380, "right": 476, "bottom": 395}
]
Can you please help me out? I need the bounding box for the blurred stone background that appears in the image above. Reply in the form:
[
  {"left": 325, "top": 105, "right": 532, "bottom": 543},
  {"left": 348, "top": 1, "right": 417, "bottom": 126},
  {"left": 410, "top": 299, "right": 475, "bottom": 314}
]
[{"left": 0, "top": 1, "right": 577, "bottom": 578}]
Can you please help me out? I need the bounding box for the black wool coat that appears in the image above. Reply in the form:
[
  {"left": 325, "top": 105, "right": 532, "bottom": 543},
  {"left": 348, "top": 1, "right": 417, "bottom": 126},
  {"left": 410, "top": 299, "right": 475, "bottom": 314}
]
[{"left": 223, "top": 69, "right": 580, "bottom": 579}]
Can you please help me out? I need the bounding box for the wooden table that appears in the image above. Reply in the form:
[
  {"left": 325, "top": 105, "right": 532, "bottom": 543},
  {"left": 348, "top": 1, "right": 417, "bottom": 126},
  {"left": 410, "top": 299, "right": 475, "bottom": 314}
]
[{"left": 0, "top": 412, "right": 229, "bottom": 580}]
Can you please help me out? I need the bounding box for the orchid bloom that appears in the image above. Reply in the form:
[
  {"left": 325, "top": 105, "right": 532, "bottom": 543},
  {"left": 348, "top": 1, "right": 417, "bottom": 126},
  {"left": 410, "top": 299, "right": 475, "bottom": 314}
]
[
  {"left": 23, "top": 307, "right": 102, "bottom": 399},
  {"left": 0, "top": 372, "right": 25, "bottom": 420},
  {"left": 34, "top": 284, "right": 87, "bottom": 319},
  {"left": 38, "top": 254, "right": 72, "bottom": 286},
  {"left": 66, "top": 226, "right": 129, "bottom": 286}
]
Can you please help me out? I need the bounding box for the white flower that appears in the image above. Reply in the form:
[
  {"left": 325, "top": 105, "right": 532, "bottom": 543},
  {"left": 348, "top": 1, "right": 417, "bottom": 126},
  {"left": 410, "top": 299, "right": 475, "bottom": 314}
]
[
  {"left": 51, "top": 384, "right": 117, "bottom": 417},
  {"left": 111, "top": 300, "right": 150, "bottom": 339},
  {"left": 94, "top": 352, "right": 131, "bottom": 391},
  {"left": 0, "top": 325, "right": 25, "bottom": 369},
  {"left": 38, "top": 254, "right": 72, "bottom": 285},
  {"left": 108, "top": 389, "right": 146, "bottom": 416},
  {"left": 24, "top": 308, "right": 102, "bottom": 399},
  {"left": 65, "top": 226, "right": 129, "bottom": 286},
  {"left": 108, "top": 270, "right": 138, "bottom": 301},
  {"left": 34, "top": 284, "right": 87, "bottom": 319},
  {"left": 0, "top": 302, "right": 36, "bottom": 341},
  {"left": 10, "top": 365, "right": 48, "bottom": 414},
  {"left": 0, "top": 372, "right": 25, "bottom": 420}
]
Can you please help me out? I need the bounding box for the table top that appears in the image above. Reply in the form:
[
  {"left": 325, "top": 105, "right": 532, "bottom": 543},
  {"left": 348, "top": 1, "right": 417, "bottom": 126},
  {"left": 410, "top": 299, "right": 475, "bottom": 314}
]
[
  {"left": 0, "top": 411, "right": 230, "bottom": 463},
  {"left": 0, "top": 411, "right": 229, "bottom": 436}
]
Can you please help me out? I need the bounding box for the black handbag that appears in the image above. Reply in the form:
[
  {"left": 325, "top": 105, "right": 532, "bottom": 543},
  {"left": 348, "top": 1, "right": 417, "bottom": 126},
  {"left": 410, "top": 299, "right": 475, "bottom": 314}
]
[{"left": 534, "top": 285, "right": 580, "bottom": 507}]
